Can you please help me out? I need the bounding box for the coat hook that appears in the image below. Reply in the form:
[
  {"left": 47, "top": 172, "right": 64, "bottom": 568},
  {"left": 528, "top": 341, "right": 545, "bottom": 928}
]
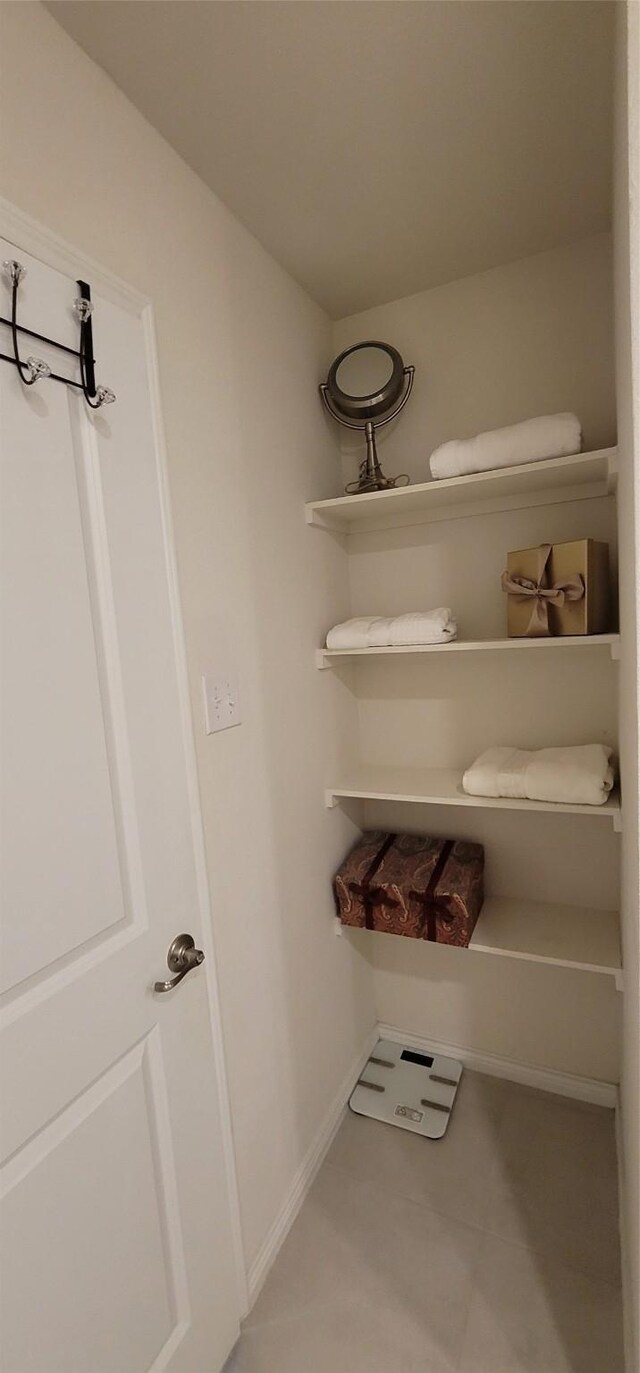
[
  {"left": 3, "top": 259, "right": 26, "bottom": 288},
  {"left": 2, "top": 259, "right": 50, "bottom": 387},
  {"left": 25, "top": 356, "right": 52, "bottom": 383},
  {"left": 73, "top": 297, "right": 94, "bottom": 324}
]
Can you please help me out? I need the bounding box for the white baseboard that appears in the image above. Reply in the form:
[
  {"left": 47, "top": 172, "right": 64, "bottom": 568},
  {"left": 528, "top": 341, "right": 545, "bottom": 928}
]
[
  {"left": 378, "top": 1023, "right": 618, "bottom": 1109},
  {"left": 246, "top": 1024, "right": 378, "bottom": 1308}
]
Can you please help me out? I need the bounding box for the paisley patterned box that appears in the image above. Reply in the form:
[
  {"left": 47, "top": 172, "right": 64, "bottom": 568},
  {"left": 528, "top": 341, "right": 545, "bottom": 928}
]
[{"left": 333, "top": 831, "right": 484, "bottom": 946}]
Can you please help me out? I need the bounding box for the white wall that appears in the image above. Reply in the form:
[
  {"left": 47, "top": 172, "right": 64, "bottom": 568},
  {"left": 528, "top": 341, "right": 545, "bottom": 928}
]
[
  {"left": 333, "top": 233, "right": 616, "bottom": 491},
  {"left": 0, "top": 1, "right": 375, "bottom": 1279},
  {"left": 330, "top": 237, "right": 621, "bottom": 1082},
  {"left": 614, "top": 5, "right": 640, "bottom": 1368}
]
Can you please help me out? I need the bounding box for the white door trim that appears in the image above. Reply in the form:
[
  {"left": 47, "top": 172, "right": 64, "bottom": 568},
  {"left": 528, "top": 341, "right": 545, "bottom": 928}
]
[
  {"left": 0, "top": 196, "right": 249, "bottom": 1313},
  {"left": 0, "top": 196, "right": 147, "bottom": 314}
]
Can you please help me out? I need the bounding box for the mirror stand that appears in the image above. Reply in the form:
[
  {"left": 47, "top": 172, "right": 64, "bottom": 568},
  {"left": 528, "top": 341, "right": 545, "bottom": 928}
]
[{"left": 358, "top": 420, "right": 397, "bottom": 494}]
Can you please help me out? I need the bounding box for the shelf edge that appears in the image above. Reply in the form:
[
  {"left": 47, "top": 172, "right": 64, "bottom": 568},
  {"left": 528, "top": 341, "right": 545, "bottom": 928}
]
[
  {"left": 325, "top": 782, "right": 621, "bottom": 825},
  {"left": 316, "top": 635, "right": 621, "bottom": 667},
  {"left": 305, "top": 448, "right": 618, "bottom": 532}
]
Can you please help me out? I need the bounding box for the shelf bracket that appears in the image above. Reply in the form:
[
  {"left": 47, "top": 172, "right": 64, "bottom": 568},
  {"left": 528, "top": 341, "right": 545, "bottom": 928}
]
[
  {"left": 610, "top": 639, "right": 621, "bottom": 661},
  {"left": 316, "top": 649, "right": 330, "bottom": 669},
  {"left": 324, "top": 789, "right": 340, "bottom": 809},
  {"left": 305, "top": 509, "right": 345, "bottom": 534},
  {"left": 614, "top": 968, "right": 624, "bottom": 993},
  {"left": 613, "top": 809, "right": 623, "bottom": 833},
  {"left": 606, "top": 450, "right": 619, "bottom": 494}
]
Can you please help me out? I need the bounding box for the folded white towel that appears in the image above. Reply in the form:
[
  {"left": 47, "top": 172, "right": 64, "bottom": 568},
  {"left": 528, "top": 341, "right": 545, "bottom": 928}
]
[
  {"left": 429, "top": 413, "right": 582, "bottom": 482},
  {"left": 462, "top": 744, "right": 615, "bottom": 807},
  {"left": 326, "top": 608, "right": 457, "bottom": 650}
]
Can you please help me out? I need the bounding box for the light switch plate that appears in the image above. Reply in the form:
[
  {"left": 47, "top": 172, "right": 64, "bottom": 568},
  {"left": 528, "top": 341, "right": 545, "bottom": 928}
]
[{"left": 202, "top": 673, "right": 241, "bottom": 734}]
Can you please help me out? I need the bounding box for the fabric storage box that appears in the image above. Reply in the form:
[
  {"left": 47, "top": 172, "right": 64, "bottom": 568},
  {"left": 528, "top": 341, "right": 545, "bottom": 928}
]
[
  {"left": 502, "top": 539, "right": 610, "bottom": 637},
  {"left": 333, "top": 831, "right": 484, "bottom": 946}
]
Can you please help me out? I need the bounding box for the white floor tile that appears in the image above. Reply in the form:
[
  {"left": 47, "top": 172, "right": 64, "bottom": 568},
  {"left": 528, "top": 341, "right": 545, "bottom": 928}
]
[
  {"left": 484, "top": 1086, "right": 620, "bottom": 1284},
  {"left": 459, "top": 1232, "right": 624, "bottom": 1373},
  {"left": 246, "top": 1162, "right": 481, "bottom": 1369},
  {"left": 231, "top": 1074, "right": 623, "bottom": 1373},
  {"left": 232, "top": 1300, "right": 456, "bottom": 1373}
]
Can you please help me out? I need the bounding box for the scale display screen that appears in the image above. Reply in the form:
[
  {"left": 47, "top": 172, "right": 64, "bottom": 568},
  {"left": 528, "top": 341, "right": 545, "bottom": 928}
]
[{"left": 400, "top": 1049, "right": 434, "bottom": 1069}]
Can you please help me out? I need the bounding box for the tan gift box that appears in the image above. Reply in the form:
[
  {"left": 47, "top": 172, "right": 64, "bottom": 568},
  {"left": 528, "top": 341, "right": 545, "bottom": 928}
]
[{"left": 502, "top": 540, "right": 610, "bottom": 637}]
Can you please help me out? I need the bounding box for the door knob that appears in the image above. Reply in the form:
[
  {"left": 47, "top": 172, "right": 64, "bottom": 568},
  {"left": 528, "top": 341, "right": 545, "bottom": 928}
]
[{"left": 154, "top": 933, "right": 205, "bottom": 993}]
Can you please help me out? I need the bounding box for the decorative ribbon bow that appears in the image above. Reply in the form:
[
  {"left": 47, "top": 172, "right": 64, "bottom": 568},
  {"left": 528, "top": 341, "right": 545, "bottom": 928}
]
[
  {"left": 348, "top": 883, "right": 404, "bottom": 929},
  {"left": 501, "top": 544, "right": 584, "bottom": 637}
]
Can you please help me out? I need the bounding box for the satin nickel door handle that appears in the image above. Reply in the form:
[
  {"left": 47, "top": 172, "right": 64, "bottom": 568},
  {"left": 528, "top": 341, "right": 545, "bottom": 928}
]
[{"left": 154, "top": 933, "right": 205, "bottom": 993}]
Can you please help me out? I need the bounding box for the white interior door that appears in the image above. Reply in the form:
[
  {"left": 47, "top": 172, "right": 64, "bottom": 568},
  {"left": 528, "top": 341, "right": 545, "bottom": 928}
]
[{"left": 0, "top": 232, "right": 242, "bottom": 1373}]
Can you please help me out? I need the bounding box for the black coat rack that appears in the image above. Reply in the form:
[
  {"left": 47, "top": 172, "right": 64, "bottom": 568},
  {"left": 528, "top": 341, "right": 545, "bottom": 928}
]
[{"left": 0, "top": 258, "right": 115, "bottom": 407}]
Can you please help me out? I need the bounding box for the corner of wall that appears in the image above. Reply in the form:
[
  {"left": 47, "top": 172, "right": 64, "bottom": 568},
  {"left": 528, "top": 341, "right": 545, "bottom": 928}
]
[{"left": 613, "top": 3, "right": 640, "bottom": 1369}]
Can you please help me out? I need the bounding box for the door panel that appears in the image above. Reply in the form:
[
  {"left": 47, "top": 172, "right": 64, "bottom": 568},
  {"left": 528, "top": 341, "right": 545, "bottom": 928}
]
[
  {"left": 2, "top": 374, "right": 131, "bottom": 991},
  {"left": 2, "top": 1037, "right": 181, "bottom": 1373},
  {"left": 0, "top": 234, "right": 241, "bottom": 1373}
]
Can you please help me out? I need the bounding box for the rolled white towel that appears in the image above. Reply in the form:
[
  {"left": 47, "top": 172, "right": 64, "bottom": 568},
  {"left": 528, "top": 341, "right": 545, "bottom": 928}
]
[
  {"left": 462, "top": 744, "right": 615, "bottom": 807},
  {"left": 430, "top": 413, "right": 582, "bottom": 482},
  {"left": 326, "top": 617, "right": 381, "bottom": 650},
  {"left": 386, "top": 609, "right": 457, "bottom": 646},
  {"left": 326, "top": 608, "right": 457, "bottom": 650},
  {"left": 366, "top": 617, "right": 397, "bottom": 647}
]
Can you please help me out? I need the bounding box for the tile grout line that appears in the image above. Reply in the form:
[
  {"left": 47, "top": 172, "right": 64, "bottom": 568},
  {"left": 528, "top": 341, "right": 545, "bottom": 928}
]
[
  {"left": 319, "top": 1154, "right": 623, "bottom": 1294},
  {"left": 453, "top": 1228, "right": 489, "bottom": 1373},
  {"left": 320, "top": 1157, "right": 491, "bottom": 1245},
  {"left": 320, "top": 1071, "right": 513, "bottom": 1243}
]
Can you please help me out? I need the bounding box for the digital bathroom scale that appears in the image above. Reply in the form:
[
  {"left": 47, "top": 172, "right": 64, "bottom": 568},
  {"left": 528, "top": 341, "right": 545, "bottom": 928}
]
[{"left": 349, "top": 1038, "right": 462, "bottom": 1139}]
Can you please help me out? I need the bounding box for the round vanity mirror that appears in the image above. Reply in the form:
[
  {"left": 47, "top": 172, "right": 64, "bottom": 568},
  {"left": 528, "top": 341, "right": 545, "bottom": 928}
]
[
  {"left": 319, "top": 341, "right": 414, "bottom": 494},
  {"left": 332, "top": 343, "right": 401, "bottom": 419}
]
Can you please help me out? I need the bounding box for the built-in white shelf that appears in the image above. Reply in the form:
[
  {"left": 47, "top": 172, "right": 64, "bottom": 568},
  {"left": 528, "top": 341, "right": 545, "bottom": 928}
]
[
  {"left": 316, "top": 633, "right": 620, "bottom": 668},
  {"left": 306, "top": 447, "right": 617, "bottom": 533},
  {"left": 468, "top": 897, "right": 620, "bottom": 983},
  {"left": 337, "top": 893, "right": 620, "bottom": 983},
  {"left": 312, "top": 447, "right": 622, "bottom": 984},
  {"left": 325, "top": 764, "right": 621, "bottom": 828}
]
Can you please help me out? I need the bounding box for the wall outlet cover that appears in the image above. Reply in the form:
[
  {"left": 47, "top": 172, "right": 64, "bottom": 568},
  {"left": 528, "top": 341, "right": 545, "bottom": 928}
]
[{"left": 202, "top": 673, "right": 242, "bottom": 734}]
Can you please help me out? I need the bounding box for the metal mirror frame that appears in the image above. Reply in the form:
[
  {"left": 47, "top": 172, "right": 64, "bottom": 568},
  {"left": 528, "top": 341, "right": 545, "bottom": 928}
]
[{"left": 327, "top": 341, "right": 405, "bottom": 420}]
